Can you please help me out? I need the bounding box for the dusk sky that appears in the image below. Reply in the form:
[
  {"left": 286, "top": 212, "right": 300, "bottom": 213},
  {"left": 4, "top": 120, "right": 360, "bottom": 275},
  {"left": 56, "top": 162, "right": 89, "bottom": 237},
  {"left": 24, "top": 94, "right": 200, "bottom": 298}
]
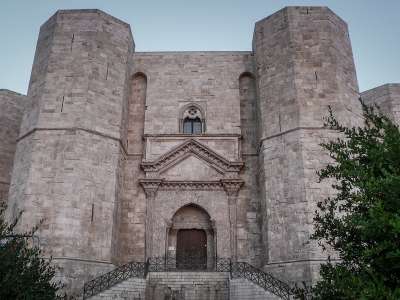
[{"left": 1, "top": 0, "right": 399, "bottom": 94}]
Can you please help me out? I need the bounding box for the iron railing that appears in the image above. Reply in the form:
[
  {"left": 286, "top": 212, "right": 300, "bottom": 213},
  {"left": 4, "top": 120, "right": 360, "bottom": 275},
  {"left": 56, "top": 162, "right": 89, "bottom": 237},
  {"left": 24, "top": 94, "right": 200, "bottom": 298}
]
[
  {"left": 147, "top": 256, "right": 232, "bottom": 272},
  {"left": 232, "top": 261, "right": 293, "bottom": 300},
  {"left": 81, "top": 257, "right": 293, "bottom": 299},
  {"left": 83, "top": 261, "right": 145, "bottom": 299}
]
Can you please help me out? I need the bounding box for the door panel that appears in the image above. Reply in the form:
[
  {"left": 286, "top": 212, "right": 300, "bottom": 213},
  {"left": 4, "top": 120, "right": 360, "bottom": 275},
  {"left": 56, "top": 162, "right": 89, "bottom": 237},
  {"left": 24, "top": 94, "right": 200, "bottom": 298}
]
[{"left": 176, "top": 229, "right": 207, "bottom": 269}]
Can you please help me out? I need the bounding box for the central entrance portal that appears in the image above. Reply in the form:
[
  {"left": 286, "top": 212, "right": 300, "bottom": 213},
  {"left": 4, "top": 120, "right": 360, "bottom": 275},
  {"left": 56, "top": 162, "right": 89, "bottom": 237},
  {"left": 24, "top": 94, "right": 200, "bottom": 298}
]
[
  {"left": 168, "top": 204, "right": 215, "bottom": 270},
  {"left": 176, "top": 229, "right": 207, "bottom": 270}
]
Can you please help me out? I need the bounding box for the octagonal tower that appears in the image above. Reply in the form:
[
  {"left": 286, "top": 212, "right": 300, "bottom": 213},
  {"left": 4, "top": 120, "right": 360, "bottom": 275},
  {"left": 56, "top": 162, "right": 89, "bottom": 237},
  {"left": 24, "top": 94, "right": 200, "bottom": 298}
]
[
  {"left": 7, "top": 9, "right": 133, "bottom": 291},
  {"left": 253, "top": 6, "right": 362, "bottom": 284}
]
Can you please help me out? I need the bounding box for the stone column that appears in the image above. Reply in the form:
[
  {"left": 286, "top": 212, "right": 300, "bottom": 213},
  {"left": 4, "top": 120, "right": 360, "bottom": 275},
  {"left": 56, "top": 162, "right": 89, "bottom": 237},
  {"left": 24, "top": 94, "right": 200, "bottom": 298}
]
[
  {"left": 139, "top": 179, "right": 162, "bottom": 259},
  {"left": 222, "top": 179, "right": 243, "bottom": 261}
]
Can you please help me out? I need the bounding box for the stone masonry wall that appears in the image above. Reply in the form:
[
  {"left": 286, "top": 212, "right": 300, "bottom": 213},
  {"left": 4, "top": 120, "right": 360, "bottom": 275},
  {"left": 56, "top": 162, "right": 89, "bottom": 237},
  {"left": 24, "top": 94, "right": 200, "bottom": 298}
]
[
  {"left": 361, "top": 83, "right": 400, "bottom": 126},
  {"left": 3, "top": 5, "right": 397, "bottom": 295},
  {"left": 0, "top": 90, "right": 26, "bottom": 206},
  {"left": 253, "top": 6, "right": 362, "bottom": 284},
  {"left": 118, "top": 51, "right": 264, "bottom": 266},
  {"left": 7, "top": 9, "right": 133, "bottom": 294},
  {"left": 133, "top": 52, "right": 253, "bottom": 135}
]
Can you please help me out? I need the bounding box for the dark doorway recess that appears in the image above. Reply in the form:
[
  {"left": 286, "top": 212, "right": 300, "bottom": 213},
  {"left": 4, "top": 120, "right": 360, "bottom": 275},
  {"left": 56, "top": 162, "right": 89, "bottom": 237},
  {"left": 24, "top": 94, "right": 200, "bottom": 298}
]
[{"left": 176, "top": 229, "right": 207, "bottom": 270}]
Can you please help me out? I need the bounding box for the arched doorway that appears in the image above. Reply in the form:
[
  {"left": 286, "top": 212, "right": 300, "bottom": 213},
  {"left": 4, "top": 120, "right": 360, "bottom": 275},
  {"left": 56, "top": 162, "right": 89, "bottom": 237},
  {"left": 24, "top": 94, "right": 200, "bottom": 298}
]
[{"left": 167, "top": 204, "right": 215, "bottom": 270}]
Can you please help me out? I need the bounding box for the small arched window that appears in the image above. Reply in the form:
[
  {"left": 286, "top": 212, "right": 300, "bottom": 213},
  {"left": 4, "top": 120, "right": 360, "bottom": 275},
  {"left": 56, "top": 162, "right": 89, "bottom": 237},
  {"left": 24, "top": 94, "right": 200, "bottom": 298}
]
[
  {"left": 180, "top": 105, "right": 205, "bottom": 134},
  {"left": 183, "top": 117, "right": 202, "bottom": 134}
]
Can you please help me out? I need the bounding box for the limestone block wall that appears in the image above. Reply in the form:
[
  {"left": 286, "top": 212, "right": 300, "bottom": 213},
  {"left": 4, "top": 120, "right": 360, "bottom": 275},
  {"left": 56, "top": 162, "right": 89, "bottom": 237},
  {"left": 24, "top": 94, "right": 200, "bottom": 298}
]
[
  {"left": 118, "top": 51, "right": 263, "bottom": 265},
  {"left": 7, "top": 9, "right": 133, "bottom": 293},
  {"left": 361, "top": 83, "right": 400, "bottom": 126},
  {"left": 133, "top": 52, "right": 254, "bottom": 135},
  {"left": 253, "top": 6, "right": 361, "bottom": 284},
  {"left": 0, "top": 90, "right": 26, "bottom": 206}
]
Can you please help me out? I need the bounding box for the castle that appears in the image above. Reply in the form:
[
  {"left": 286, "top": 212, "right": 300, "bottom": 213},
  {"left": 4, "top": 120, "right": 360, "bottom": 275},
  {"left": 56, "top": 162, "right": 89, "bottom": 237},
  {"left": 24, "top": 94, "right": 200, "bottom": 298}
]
[{"left": 1, "top": 6, "right": 399, "bottom": 299}]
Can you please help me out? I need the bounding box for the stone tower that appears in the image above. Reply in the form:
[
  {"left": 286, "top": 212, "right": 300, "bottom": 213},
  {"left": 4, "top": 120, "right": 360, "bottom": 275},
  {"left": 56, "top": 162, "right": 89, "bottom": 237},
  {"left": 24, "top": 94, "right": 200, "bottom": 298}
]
[
  {"left": 6, "top": 9, "right": 133, "bottom": 288},
  {"left": 1, "top": 5, "right": 398, "bottom": 297},
  {"left": 252, "top": 6, "right": 362, "bottom": 283}
]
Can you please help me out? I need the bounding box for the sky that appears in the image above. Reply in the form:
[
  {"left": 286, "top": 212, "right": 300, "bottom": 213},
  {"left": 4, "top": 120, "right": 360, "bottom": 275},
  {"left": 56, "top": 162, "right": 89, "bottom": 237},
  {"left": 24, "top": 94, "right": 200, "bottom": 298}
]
[{"left": 0, "top": 0, "right": 399, "bottom": 94}]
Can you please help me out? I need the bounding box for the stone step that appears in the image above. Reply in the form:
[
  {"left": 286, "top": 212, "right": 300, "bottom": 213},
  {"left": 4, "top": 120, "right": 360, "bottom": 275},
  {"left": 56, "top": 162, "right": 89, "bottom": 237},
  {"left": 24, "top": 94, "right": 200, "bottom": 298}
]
[
  {"left": 87, "top": 272, "right": 286, "bottom": 300},
  {"left": 230, "top": 278, "right": 284, "bottom": 300},
  {"left": 146, "top": 272, "right": 230, "bottom": 300},
  {"left": 87, "top": 277, "right": 146, "bottom": 300}
]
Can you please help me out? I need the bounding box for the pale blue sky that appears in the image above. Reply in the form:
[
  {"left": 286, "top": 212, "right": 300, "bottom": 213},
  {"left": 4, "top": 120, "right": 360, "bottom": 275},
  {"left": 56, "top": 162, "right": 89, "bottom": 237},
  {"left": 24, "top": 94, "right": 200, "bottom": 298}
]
[{"left": 0, "top": 0, "right": 399, "bottom": 94}]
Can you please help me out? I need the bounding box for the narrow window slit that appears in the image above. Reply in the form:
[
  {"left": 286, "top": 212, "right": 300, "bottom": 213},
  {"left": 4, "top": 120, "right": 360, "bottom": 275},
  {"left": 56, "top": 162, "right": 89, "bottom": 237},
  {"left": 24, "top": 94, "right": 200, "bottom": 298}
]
[
  {"left": 106, "top": 63, "right": 109, "bottom": 80},
  {"left": 91, "top": 204, "right": 94, "bottom": 223},
  {"left": 61, "top": 96, "right": 65, "bottom": 112},
  {"left": 70, "top": 34, "right": 74, "bottom": 51}
]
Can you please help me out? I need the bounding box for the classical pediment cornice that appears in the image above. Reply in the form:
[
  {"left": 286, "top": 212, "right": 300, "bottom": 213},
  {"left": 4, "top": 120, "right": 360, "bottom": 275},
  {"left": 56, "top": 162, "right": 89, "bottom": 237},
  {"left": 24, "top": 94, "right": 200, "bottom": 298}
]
[
  {"left": 139, "top": 178, "right": 244, "bottom": 192},
  {"left": 141, "top": 139, "right": 243, "bottom": 174}
]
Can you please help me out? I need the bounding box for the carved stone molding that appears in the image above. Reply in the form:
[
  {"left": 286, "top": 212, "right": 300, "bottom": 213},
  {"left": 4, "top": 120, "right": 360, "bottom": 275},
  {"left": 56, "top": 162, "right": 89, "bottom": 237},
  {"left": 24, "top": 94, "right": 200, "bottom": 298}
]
[
  {"left": 139, "top": 179, "right": 162, "bottom": 198},
  {"left": 141, "top": 139, "right": 243, "bottom": 174},
  {"left": 160, "top": 180, "right": 223, "bottom": 191},
  {"left": 139, "top": 179, "right": 244, "bottom": 194},
  {"left": 221, "top": 179, "right": 244, "bottom": 197}
]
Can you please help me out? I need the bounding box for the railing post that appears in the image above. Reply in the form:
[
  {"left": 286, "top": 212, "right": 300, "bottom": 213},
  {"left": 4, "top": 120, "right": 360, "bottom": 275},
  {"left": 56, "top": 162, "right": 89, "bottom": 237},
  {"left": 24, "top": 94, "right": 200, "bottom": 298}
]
[
  {"left": 144, "top": 258, "right": 149, "bottom": 278},
  {"left": 229, "top": 258, "right": 232, "bottom": 278},
  {"left": 82, "top": 282, "right": 86, "bottom": 300}
]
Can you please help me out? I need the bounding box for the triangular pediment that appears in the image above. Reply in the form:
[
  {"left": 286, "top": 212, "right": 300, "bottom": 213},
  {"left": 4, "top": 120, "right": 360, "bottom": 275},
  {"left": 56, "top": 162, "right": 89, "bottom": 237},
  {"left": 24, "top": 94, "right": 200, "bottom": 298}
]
[
  {"left": 160, "top": 154, "right": 221, "bottom": 180},
  {"left": 141, "top": 139, "right": 243, "bottom": 174}
]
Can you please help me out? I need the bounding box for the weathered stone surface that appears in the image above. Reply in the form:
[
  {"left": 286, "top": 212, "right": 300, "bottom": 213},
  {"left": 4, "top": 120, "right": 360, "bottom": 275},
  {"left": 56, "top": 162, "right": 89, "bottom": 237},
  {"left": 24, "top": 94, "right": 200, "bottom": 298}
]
[
  {"left": 0, "top": 5, "right": 397, "bottom": 297},
  {"left": 132, "top": 52, "right": 254, "bottom": 135},
  {"left": 361, "top": 83, "right": 400, "bottom": 125},
  {"left": 253, "top": 6, "right": 362, "bottom": 284},
  {"left": 6, "top": 9, "right": 133, "bottom": 294},
  {"left": 0, "top": 90, "right": 26, "bottom": 206}
]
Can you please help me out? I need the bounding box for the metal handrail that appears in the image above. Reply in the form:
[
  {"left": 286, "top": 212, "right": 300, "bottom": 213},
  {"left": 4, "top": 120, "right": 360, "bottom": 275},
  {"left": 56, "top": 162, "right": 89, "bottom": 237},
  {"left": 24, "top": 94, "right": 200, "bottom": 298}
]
[
  {"left": 231, "top": 261, "right": 293, "bottom": 300},
  {"left": 82, "top": 261, "right": 145, "bottom": 299},
  {"left": 81, "top": 257, "right": 293, "bottom": 299}
]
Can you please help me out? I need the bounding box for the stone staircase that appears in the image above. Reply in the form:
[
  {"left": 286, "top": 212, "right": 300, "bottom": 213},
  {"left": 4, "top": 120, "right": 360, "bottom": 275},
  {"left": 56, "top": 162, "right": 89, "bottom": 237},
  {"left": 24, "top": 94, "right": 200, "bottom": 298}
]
[
  {"left": 86, "top": 277, "right": 146, "bottom": 300},
  {"left": 147, "top": 272, "right": 229, "bottom": 300},
  {"left": 230, "top": 278, "right": 282, "bottom": 300},
  {"left": 82, "top": 259, "right": 293, "bottom": 300},
  {"left": 86, "top": 272, "right": 286, "bottom": 300}
]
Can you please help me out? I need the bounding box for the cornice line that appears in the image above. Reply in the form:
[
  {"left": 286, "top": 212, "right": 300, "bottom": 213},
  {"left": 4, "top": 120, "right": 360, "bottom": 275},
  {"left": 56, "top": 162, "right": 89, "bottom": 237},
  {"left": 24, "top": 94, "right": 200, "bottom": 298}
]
[
  {"left": 16, "top": 127, "right": 129, "bottom": 155},
  {"left": 266, "top": 258, "right": 340, "bottom": 266},
  {"left": 260, "top": 126, "right": 327, "bottom": 144}
]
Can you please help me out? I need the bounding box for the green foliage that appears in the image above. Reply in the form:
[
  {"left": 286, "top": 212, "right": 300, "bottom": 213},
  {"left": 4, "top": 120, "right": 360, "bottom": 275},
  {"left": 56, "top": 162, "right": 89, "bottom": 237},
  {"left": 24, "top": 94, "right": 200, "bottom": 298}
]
[
  {"left": 0, "top": 206, "right": 63, "bottom": 299},
  {"left": 299, "top": 102, "right": 400, "bottom": 299}
]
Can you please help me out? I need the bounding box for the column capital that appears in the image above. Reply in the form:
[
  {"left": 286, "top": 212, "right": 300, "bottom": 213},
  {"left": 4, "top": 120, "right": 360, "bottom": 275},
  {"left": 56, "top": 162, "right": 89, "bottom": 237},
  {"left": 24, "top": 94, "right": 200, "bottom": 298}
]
[
  {"left": 221, "top": 179, "right": 243, "bottom": 197},
  {"left": 139, "top": 179, "right": 162, "bottom": 198}
]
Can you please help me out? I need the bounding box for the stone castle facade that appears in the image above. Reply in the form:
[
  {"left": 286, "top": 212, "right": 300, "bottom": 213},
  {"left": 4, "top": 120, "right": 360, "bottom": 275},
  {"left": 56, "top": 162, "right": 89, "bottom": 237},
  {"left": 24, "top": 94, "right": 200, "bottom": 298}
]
[{"left": 0, "top": 6, "right": 399, "bottom": 296}]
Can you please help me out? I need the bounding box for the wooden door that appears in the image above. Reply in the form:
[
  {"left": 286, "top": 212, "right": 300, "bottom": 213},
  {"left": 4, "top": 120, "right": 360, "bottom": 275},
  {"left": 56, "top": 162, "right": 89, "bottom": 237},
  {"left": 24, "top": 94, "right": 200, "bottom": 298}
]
[{"left": 176, "top": 229, "right": 207, "bottom": 269}]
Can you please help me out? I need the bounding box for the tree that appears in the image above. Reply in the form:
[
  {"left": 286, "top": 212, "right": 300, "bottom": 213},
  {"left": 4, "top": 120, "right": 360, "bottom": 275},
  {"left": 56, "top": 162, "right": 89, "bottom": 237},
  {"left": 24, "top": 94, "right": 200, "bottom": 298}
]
[
  {"left": 0, "top": 206, "right": 63, "bottom": 299},
  {"left": 298, "top": 102, "right": 400, "bottom": 299}
]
